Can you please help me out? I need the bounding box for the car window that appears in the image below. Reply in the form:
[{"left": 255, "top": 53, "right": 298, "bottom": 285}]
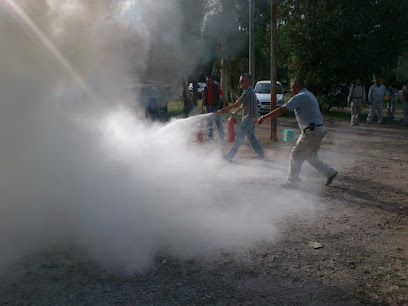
[
  {"left": 255, "top": 83, "right": 283, "bottom": 94},
  {"left": 255, "top": 83, "right": 270, "bottom": 94},
  {"left": 140, "top": 86, "right": 154, "bottom": 97},
  {"left": 277, "top": 84, "right": 283, "bottom": 94}
]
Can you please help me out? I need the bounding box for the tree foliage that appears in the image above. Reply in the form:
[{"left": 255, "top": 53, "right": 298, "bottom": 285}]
[
  {"left": 181, "top": 0, "right": 408, "bottom": 110},
  {"left": 275, "top": 0, "right": 408, "bottom": 109}
]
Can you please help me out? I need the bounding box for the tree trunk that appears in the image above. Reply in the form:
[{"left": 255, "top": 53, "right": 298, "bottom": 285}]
[
  {"left": 221, "top": 42, "right": 229, "bottom": 104},
  {"left": 192, "top": 81, "right": 198, "bottom": 108},
  {"left": 182, "top": 79, "right": 192, "bottom": 117}
]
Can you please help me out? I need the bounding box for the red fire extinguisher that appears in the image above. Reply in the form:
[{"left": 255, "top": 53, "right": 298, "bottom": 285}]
[{"left": 227, "top": 116, "right": 237, "bottom": 142}]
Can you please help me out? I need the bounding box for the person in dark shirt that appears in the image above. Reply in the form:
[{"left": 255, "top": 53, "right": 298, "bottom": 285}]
[{"left": 200, "top": 76, "right": 227, "bottom": 140}]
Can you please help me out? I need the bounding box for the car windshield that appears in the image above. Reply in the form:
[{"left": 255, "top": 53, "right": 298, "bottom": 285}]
[
  {"left": 143, "top": 87, "right": 155, "bottom": 96},
  {"left": 255, "top": 83, "right": 283, "bottom": 94},
  {"left": 132, "top": 86, "right": 154, "bottom": 97}
]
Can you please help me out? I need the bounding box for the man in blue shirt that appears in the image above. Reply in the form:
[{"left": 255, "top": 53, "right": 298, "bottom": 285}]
[
  {"left": 217, "top": 74, "right": 264, "bottom": 161},
  {"left": 256, "top": 78, "right": 337, "bottom": 188}
]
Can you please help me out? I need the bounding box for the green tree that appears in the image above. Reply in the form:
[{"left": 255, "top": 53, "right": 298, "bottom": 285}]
[{"left": 276, "top": 0, "right": 408, "bottom": 109}]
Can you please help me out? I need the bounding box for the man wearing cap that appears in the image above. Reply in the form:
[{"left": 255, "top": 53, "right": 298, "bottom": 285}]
[
  {"left": 367, "top": 78, "right": 389, "bottom": 124},
  {"left": 255, "top": 78, "right": 338, "bottom": 188}
]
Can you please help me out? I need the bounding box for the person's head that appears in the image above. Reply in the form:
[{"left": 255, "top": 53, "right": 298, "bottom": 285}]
[
  {"left": 356, "top": 78, "right": 362, "bottom": 86},
  {"left": 205, "top": 76, "right": 215, "bottom": 87},
  {"left": 239, "top": 73, "right": 251, "bottom": 89},
  {"left": 290, "top": 78, "right": 305, "bottom": 96},
  {"left": 375, "top": 77, "right": 382, "bottom": 85}
]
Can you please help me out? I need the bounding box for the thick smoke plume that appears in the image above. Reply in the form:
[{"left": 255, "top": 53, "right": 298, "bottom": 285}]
[{"left": 0, "top": 0, "right": 316, "bottom": 273}]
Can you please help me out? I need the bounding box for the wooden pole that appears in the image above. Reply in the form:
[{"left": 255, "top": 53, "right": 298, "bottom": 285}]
[
  {"left": 270, "top": 0, "right": 278, "bottom": 141},
  {"left": 249, "top": 0, "right": 255, "bottom": 81}
]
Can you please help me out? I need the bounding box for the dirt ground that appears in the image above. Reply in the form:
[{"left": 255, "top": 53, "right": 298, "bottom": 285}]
[{"left": 1, "top": 110, "right": 408, "bottom": 305}]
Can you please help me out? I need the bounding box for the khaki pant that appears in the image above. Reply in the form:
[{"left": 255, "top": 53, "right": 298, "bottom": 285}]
[
  {"left": 350, "top": 99, "right": 362, "bottom": 125},
  {"left": 288, "top": 126, "right": 335, "bottom": 183},
  {"left": 367, "top": 102, "right": 383, "bottom": 123}
]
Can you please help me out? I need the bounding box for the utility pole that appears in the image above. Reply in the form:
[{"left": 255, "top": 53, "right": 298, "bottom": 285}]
[
  {"left": 270, "top": 0, "right": 278, "bottom": 141},
  {"left": 249, "top": 0, "right": 255, "bottom": 81},
  {"left": 220, "top": 0, "right": 231, "bottom": 102}
]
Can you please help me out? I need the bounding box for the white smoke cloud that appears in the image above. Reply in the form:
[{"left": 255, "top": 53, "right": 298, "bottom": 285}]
[{"left": 0, "top": 0, "right": 316, "bottom": 273}]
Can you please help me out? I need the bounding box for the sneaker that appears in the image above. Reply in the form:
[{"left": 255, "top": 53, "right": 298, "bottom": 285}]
[
  {"left": 325, "top": 171, "right": 338, "bottom": 186},
  {"left": 251, "top": 154, "right": 264, "bottom": 160},
  {"left": 280, "top": 177, "right": 301, "bottom": 189},
  {"left": 280, "top": 182, "right": 298, "bottom": 189},
  {"left": 223, "top": 154, "right": 232, "bottom": 162}
]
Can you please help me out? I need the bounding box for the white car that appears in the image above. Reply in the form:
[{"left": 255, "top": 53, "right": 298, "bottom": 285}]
[
  {"left": 188, "top": 82, "right": 206, "bottom": 98},
  {"left": 254, "top": 80, "right": 284, "bottom": 113}
]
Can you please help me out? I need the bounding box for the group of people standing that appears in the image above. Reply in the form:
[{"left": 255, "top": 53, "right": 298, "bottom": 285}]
[
  {"left": 200, "top": 74, "right": 337, "bottom": 189},
  {"left": 348, "top": 78, "right": 408, "bottom": 126}
]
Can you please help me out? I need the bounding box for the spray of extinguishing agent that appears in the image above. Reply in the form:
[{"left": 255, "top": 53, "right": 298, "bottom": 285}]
[
  {"left": 193, "top": 113, "right": 212, "bottom": 142},
  {"left": 196, "top": 113, "right": 237, "bottom": 142},
  {"left": 197, "top": 119, "right": 205, "bottom": 142}
]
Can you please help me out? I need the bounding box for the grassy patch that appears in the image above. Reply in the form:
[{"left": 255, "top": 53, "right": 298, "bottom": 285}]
[
  {"left": 167, "top": 99, "right": 185, "bottom": 117},
  {"left": 358, "top": 257, "right": 408, "bottom": 304}
]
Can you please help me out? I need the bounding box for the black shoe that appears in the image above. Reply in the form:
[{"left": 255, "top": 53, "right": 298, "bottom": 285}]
[{"left": 325, "top": 171, "right": 338, "bottom": 186}]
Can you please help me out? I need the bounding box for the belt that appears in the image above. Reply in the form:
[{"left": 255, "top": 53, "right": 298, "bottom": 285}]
[
  {"left": 303, "top": 123, "right": 323, "bottom": 133},
  {"left": 352, "top": 96, "right": 363, "bottom": 98}
]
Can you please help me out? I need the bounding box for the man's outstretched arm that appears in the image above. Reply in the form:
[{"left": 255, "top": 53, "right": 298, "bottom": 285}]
[{"left": 255, "top": 106, "right": 289, "bottom": 125}]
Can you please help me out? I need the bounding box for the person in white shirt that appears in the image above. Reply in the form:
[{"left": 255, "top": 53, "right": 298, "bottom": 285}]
[
  {"left": 367, "top": 78, "right": 389, "bottom": 124},
  {"left": 387, "top": 81, "right": 398, "bottom": 119},
  {"left": 347, "top": 78, "right": 366, "bottom": 126}
]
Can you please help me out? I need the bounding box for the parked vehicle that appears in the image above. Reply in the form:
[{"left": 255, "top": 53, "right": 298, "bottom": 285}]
[
  {"left": 254, "top": 80, "right": 284, "bottom": 113},
  {"left": 122, "top": 82, "right": 168, "bottom": 118},
  {"left": 188, "top": 82, "right": 206, "bottom": 98}
]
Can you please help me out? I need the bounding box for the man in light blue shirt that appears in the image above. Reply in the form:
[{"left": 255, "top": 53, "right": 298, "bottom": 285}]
[{"left": 256, "top": 78, "right": 337, "bottom": 188}]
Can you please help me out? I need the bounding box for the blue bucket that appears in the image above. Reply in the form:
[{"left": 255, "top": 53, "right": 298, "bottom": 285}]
[{"left": 283, "top": 129, "right": 294, "bottom": 142}]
